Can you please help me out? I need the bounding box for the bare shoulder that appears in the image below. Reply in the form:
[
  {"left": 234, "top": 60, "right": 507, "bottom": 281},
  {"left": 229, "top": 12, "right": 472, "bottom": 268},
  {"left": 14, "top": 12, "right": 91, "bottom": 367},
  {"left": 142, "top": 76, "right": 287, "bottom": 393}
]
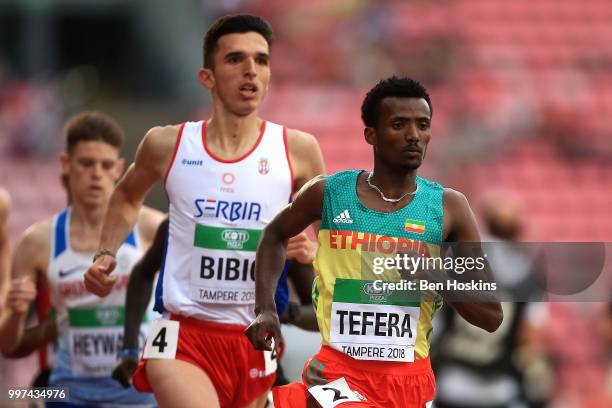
[
  {"left": 443, "top": 188, "right": 470, "bottom": 210},
  {"left": 303, "top": 174, "right": 327, "bottom": 189},
  {"left": 285, "top": 128, "right": 320, "bottom": 153},
  {"left": 0, "top": 188, "right": 10, "bottom": 222},
  {"left": 443, "top": 188, "right": 479, "bottom": 240},
  {"left": 295, "top": 174, "right": 327, "bottom": 201},
  {"left": 14, "top": 218, "right": 53, "bottom": 274},
  {"left": 443, "top": 187, "right": 475, "bottom": 220},
  {"left": 134, "top": 124, "right": 183, "bottom": 179},
  {"left": 137, "top": 206, "right": 166, "bottom": 247},
  {"left": 19, "top": 218, "right": 52, "bottom": 250},
  {"left": 285, "top": 128, "right": 326, "bottom": 191},
  {"left": 140, "top": 124, "right": 182, "bottom": 156}
]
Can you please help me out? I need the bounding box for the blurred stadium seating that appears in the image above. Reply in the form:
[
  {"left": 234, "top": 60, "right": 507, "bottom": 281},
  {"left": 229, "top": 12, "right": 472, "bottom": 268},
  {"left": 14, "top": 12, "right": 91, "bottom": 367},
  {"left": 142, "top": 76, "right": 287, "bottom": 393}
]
[
  {"left": 0, "top": 1, "right": 610, "bottom": 404},
  {"left": 254, "top": 0, "right": 612, "bottom": 242}
]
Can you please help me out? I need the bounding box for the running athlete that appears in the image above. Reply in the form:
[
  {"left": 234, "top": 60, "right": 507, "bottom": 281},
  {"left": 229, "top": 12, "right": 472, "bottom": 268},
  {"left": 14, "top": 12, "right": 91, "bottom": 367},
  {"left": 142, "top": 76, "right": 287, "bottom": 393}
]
[
  {"left": 0, "top": 111, "right": 163, "bottom": 407},
  {"left": 5, "top": 176, "right": 68, "bottom": 388},
  {"left": 84, "top": 14, "right": 325, "bottom": 408},
  {"left": 246, "top": 77, "right": 503, "bottom": 407}
]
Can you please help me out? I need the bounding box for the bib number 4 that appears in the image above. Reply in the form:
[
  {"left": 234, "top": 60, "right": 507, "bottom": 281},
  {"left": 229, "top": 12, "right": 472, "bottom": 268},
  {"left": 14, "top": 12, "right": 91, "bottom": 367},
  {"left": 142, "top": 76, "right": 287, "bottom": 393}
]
[{"left": 143, "top": 319, "right": 179, "bottom": 359}]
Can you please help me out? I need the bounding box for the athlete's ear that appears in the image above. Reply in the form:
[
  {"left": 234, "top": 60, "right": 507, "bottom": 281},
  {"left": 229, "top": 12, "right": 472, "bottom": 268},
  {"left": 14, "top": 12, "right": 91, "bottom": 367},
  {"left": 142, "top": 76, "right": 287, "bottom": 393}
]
[
  {"left": 364, "top": 127, "right": 376, "bottom": 147},
  {"left": 113, "top": 158, "right": 126, "bottom": 181},
  {"left": 198, "top": 67, "right": 214, "bottom": 90},
  {"left": 59, "top": 152, "right": 70, "bottom": 175}
]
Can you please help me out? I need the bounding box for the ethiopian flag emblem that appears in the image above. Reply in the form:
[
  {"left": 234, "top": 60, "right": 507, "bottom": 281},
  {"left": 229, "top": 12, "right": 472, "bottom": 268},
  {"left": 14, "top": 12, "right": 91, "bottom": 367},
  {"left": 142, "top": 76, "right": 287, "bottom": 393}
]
[{"left": 405, "top": 219, "right": 425, "bottom": 234}]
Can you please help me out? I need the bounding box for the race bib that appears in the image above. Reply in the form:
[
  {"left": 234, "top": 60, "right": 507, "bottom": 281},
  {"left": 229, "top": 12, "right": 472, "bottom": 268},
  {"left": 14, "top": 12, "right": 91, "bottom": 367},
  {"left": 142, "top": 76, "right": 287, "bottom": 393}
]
[
  {"left": 308, "top": 377, "right": 363, "bottom": 407},
  {"left": 329, "top": 279, "right": 420, "bottom": 362},
  {"left": 189, "top": 225, "right": 261, "bottom": 305},
  {"left": 143, "top": 319, "right": 179, "bottom": 359},
  {"left": 68, "top": 306, "right": 129, "bottom": 377}
]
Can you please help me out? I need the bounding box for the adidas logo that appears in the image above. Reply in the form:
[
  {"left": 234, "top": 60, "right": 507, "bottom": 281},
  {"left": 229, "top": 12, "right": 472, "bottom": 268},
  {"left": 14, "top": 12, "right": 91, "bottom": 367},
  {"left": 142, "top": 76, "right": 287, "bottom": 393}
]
[{"left": 333, "top": 209, "right": 353, "bottom": 224}]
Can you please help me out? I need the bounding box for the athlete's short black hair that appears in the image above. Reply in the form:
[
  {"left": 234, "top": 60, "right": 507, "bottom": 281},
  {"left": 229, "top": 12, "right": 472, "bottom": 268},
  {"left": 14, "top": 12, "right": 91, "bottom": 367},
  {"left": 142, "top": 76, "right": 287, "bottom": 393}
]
[
  {"left": 203, "top": 14, "right": 273, "bottom": 69},
  {"left": 361, "top": 76, "right": 432, "bottom": 128}
]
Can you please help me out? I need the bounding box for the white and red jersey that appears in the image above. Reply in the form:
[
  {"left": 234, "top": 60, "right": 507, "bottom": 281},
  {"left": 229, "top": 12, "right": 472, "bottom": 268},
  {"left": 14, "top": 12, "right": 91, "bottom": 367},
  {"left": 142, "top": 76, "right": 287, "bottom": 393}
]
[{"left": 155, "top": 120, "right": 293, "bottom": 325}]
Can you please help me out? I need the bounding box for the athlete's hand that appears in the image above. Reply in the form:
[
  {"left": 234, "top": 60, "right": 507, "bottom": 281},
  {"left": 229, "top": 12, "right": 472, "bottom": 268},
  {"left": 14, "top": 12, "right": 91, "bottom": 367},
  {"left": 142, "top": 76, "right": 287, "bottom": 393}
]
[
  {"left": 6, "top": 276, "right": 36, "bottom": 314},
  {"left": 286, "top": 232, "right": 317, "bottom": 264},
  {"left": 244, "top": 309, "right": 281, "bottom": 352},
  {"left": 112, "top": 355, "right": 138, "bottom": 388},
  {"left": 84, "top": 254, "right": 117, "bottom": 297}
]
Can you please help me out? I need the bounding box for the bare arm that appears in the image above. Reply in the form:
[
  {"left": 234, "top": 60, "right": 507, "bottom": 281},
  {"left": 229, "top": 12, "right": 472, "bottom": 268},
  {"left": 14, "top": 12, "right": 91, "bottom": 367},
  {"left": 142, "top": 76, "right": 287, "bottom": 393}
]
[
  {"left": 123, "top": 217, "right": 167, "bottom": 350},
  {"left": 120, "top": 206, "right": 165, "bottom": 348},
  {"left": 281, "top": 261, "right": 318, "bottom": 332},
  {"left": 4, "top": 320, "right": 56, "bottom": 358},
  {"left": 84, "top": 126, "right": 176, "bottom": 297},
  {"left": 100, "top": 128, "right": 173, "bottom": 255},
  {"left": 273, "top": 129, "right": 325, "bottom": 333},
  {"left": 286, "top": 128, "right": 326, "bottom": 192},
  {"left": 287, "top": 128, "right": 326, "bottom": 232},
  {"left": 442, "top": 189, "right": 503, "bottom": 333},
  {"left": 137, "top": 206, "right": 166, "bottom": 249},
  {"left": 245, "top": 176, "right": 326, "bottom": 350},
  {"left": 0, "top": 223, "right": 47, "bottom": 355},
  {"left": 121, "top": 208, "right": 165, "bottom": 348},
  {"left": 112, "top": 217, "right": 168, "bottom": 388}
]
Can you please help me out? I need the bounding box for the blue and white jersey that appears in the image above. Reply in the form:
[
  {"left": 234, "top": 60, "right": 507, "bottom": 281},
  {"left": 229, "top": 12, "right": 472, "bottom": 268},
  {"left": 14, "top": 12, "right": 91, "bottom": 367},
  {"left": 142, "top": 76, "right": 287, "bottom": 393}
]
[{"left": 47, "top": 208, "right": 156, "bottom": 406}]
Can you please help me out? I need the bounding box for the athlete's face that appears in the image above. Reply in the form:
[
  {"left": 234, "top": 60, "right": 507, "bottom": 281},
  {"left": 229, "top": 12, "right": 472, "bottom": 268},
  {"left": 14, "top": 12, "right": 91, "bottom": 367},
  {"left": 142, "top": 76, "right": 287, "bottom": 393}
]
[
  {"left": 199, "top": 32, "right": 271, "bottom": 116},
  {"left": 60, "top": 141, "right": 124, "bottom": 209},
  {"left": 365, "top": 97, "right": 431, "bottom": 171}
]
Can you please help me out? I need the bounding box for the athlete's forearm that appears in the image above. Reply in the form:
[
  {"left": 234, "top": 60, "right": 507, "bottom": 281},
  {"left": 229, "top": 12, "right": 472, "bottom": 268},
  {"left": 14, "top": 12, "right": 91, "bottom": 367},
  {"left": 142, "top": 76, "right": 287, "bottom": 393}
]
[
  {"left": 4, "top": 320, "right": 56, "bottom": 358},
  {"left": 288, "top": 261, "right": 315, "bottom": 305},
  {"left": 0, "top": 312, "right": 27, "bottom": 355},
  {"left": 123, "top": 217, "right": 166, "bottom": 348},
  {"left": 123, "top": 260, "right": 156, "bottom": 349},
  {"left": 291, "top": 305, "right": 319, "bottom": 332},
  {"left": 100, "top": 181, "right": 144, "bottom": 254},
  {"left": 255, "top": 227, "right": 289, "bottom": 313},
  {"left": 285, "top": 261, "right": 318, "bottom": 331}
]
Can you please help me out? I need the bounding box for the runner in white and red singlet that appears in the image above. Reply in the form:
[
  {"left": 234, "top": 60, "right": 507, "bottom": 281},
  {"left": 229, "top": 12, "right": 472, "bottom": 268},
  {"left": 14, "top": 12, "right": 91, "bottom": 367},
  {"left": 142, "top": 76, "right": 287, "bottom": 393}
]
[{"left": 84, "top": 14, "right": 325, "bottom": 408}]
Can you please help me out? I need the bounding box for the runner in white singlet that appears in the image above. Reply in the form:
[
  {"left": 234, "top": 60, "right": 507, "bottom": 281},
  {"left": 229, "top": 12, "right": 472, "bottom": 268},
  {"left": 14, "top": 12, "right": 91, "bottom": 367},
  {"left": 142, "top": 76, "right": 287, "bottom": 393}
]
[
  {"left": 84, "top": 14, "right": 325, "bottom": 408},
  {"left": 85, "top": 15, "right": 324, "bottom": 407}
]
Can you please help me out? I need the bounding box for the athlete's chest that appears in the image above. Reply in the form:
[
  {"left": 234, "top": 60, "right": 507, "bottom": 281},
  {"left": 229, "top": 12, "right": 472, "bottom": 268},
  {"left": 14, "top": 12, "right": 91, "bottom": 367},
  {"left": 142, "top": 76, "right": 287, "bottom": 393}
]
[{"left": 166, "top": 121, "right": 293, "bottom": 225}]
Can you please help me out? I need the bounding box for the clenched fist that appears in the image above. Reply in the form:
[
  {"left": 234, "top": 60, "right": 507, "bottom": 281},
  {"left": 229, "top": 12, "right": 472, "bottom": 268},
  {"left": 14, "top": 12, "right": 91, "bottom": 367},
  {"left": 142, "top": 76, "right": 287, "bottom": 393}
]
[
  {"left": 112, "top": 355, "right": 138, "bottom": 388},
  {"left": 84, "top": 254, "right": 118, "bottom": 297},
  {"left": 7, "top": 276, "right": 37, "bottom": 314},
  {"left": 244, "top": 308, "right": 281, "bottom": 353}
]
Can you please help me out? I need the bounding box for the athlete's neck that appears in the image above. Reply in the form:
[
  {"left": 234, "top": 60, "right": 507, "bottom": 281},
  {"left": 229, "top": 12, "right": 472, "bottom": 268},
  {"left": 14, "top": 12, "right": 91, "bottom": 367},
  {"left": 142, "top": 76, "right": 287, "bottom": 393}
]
[
  {"left": 370, "top": 161, "right": 418, "bottom": 197},
  {"left": 69, "top": 201, "right": 107, "bottom": 251},
  {"left": 205, "top": 112, "right": 263, "bottom": 160}
]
